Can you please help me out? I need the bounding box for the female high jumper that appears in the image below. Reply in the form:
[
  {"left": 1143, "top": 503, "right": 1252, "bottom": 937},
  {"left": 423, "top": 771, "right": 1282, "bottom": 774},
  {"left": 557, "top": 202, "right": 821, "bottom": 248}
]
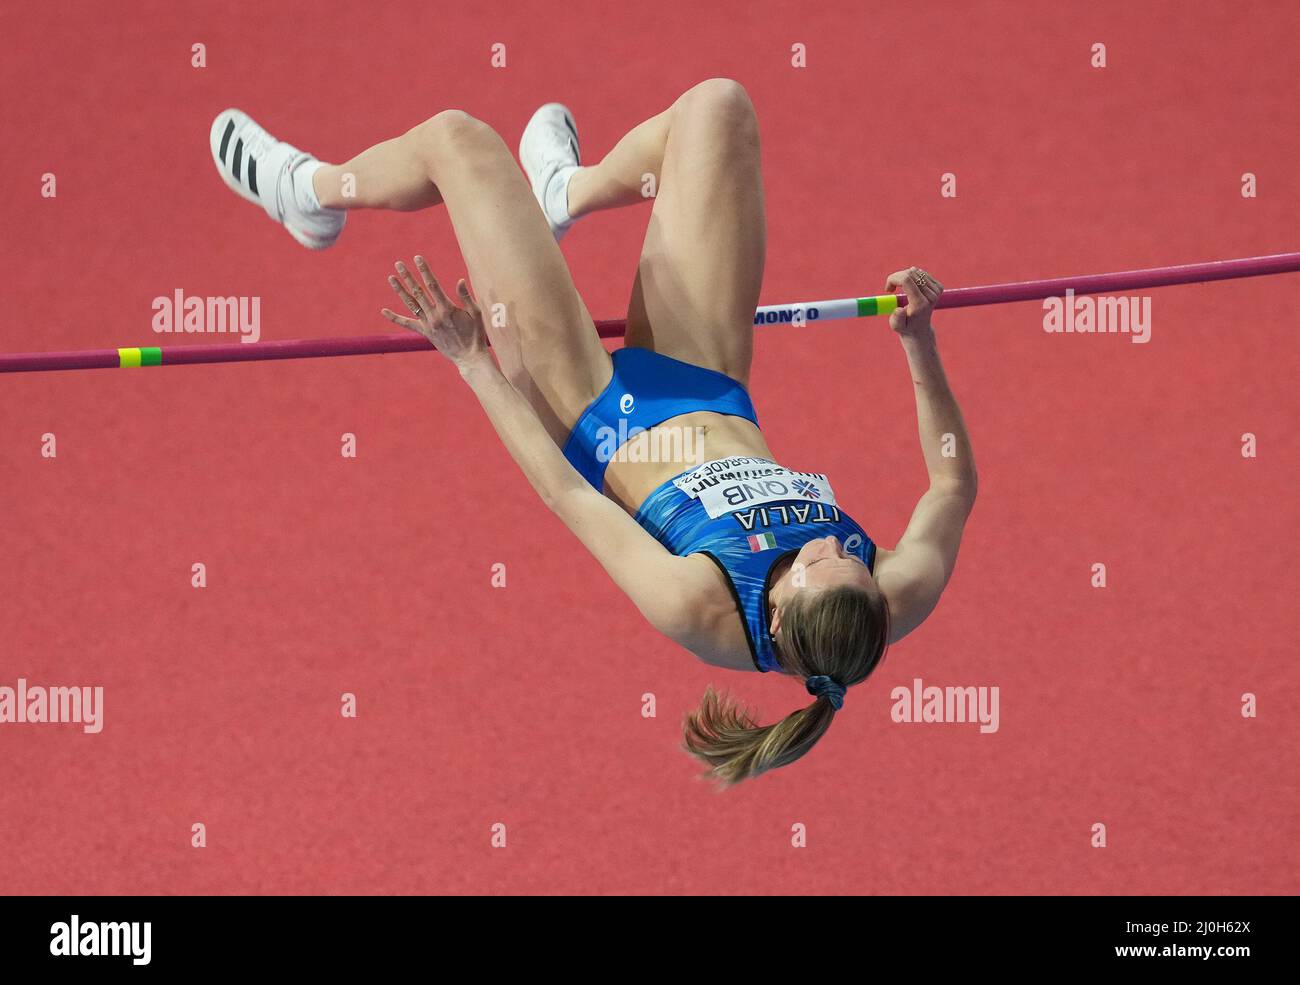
[{"left": 209, "top": 78, "right": 977, "bottom": 785}]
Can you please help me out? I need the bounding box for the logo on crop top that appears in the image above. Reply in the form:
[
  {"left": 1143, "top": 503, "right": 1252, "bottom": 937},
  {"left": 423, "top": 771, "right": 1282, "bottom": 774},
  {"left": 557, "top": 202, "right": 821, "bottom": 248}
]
[{"left": 791, "top": 479, "right": 821, "bottom": 500}]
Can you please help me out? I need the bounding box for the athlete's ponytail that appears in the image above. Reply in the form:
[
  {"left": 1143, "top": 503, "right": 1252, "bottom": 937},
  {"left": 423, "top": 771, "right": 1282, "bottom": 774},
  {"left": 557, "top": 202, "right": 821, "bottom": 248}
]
[{"left": 681, "top": 585, "right": 890, "bottom": 786}]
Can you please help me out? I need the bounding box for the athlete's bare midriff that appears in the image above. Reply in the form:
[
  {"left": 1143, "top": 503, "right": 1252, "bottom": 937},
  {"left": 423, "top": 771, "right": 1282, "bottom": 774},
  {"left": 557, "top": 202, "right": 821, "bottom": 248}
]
[{"left": 602, "top": 411, "right": 776, "bottom": 515}]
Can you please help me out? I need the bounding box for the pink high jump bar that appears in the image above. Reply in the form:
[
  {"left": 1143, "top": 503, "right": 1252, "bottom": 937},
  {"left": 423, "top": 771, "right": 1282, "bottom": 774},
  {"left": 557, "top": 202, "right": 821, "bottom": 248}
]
[{"left": 3, "top": 251, "right": 1299, "bottom": 374}]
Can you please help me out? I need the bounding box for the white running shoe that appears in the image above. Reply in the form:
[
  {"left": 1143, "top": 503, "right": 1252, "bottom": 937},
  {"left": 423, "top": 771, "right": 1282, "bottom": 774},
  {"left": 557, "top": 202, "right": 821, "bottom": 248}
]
[
  {"left": 519, "top": 102, "right": 581, "bottom": 241},
  {"left": 209, "top": 109, "right": 345, "bottom": 250}
]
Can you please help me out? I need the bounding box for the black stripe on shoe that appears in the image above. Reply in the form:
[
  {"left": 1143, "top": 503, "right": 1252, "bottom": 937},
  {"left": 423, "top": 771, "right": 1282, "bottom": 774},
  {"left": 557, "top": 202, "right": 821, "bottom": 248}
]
[
  {"left": 232, "top": 139, "right": 243, "bottom": 181},
  {"left": 218, "top": 119, "right": 235, "bottom": 164},
  {"left": 563, "top": 116, "right": 580, "bottom": 164},
  {"left": 247, "top": 156, "right": 258, "bottom": 195}
]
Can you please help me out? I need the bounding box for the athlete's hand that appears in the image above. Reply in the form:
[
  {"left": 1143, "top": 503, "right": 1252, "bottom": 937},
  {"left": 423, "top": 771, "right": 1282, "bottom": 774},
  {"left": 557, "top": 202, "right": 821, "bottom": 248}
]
[
  {"left": 382, "top": 256, "right": 491, "bottom": 371},
  {"left": 885, "top": 267, "right": 943, "bottom": 340}
]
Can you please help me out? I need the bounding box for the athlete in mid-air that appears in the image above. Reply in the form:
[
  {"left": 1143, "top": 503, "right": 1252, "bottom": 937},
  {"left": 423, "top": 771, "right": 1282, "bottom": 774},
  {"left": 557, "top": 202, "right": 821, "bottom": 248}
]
[{"left": 209, "top": 78, "right": 977, "bottom": 784}]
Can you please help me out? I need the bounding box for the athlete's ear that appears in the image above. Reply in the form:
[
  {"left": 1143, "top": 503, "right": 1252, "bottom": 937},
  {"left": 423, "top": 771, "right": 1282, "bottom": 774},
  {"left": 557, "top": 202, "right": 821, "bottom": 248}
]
[{"left": 769, "top": 605, "right": 782, "bottom": 639}]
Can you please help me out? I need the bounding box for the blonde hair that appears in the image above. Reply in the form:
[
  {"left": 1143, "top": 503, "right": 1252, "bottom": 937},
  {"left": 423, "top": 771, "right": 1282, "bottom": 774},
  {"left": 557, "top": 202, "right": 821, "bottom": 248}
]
[{"left": 681, "top": 585, "right": 890, "bottom": 787}]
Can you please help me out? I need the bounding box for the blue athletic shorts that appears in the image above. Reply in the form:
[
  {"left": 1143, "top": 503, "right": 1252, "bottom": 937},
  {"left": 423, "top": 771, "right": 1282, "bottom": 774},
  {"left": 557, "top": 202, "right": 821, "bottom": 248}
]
[{"left": 561, "top": 347, "right": 759, "bottom": 491}]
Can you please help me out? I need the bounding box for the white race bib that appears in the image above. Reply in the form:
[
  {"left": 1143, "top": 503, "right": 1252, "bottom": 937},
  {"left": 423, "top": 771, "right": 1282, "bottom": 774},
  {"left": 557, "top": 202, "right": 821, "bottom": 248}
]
[{"left": 673, "top": 457, "right": 838, "bottom": 519}]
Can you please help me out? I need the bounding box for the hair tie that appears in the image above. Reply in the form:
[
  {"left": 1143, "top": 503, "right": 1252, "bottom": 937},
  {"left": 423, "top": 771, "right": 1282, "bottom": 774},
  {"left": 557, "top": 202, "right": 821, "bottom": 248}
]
[{"left": 805, "top": 675, "right": 846, "bottom": 710}]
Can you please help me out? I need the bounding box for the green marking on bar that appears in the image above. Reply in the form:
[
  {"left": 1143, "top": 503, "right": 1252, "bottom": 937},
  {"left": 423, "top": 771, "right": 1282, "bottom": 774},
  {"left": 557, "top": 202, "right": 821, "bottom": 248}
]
[
  {"left": 141, "top": 347, "right": 162, "bottom": 366},
  {"left": 857, "top": 296, "right": 876, "bottom": 317}
]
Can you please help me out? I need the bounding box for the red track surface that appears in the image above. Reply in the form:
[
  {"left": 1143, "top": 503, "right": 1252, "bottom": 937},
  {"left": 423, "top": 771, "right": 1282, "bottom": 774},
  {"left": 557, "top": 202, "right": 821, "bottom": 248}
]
[{"left": 1, "top": 0, "right": 1297, "bottom": 894}]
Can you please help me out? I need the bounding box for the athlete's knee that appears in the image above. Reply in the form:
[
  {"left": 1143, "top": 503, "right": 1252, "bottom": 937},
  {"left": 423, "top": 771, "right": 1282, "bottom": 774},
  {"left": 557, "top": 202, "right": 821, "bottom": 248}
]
[
  {"left": 412, "top": 109, "right": 503, "bottom": 165},
  {"left": 677, "top": 78, "right": 757, "bottom": 131}
]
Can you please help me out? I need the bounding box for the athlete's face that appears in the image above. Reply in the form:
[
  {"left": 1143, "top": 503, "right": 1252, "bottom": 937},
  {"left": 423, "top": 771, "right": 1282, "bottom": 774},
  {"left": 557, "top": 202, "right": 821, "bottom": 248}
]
[
  {"left": 768, "top": 536, "right": 887, "bottom": 670},
  {"left": 771, "top": 535, "right": 878, "bottom": 609}
]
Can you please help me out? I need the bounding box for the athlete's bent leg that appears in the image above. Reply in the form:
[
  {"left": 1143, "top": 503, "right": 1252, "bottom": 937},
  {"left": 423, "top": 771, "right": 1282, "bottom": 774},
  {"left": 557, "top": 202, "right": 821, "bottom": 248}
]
[
  {"left": 536, "top": 80, "right": 763, "bottom": 384},
  {"left": 312, "top": 131, "right": 446, "bottom": 212},
  {"left": 564, "top": 110, "right": 674, "bottom": 218},
  {"left": 399, "top": 111, "right": 611, "bottom": 443},
  {"left": 618, "top": 79, "right": 765, "bottom": 386}
]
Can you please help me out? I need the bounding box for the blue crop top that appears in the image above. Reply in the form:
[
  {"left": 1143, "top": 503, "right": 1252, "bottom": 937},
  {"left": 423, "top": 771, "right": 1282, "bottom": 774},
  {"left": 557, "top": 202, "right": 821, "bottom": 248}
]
[{"left": 633, "top": 458, "right": 877, "bottom": 672}]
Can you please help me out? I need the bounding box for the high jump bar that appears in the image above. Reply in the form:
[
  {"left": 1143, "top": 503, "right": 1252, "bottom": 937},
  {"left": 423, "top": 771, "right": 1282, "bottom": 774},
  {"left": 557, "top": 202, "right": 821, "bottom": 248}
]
[{"left": 3, "top": 251, "right": 1299, "bottom": 374}]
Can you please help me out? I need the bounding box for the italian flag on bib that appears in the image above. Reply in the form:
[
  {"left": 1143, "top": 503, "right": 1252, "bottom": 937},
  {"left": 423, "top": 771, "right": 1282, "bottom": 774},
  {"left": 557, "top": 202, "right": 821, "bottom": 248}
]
[{"left": 747, "top": 532, "right": 777, "bottom": 552}]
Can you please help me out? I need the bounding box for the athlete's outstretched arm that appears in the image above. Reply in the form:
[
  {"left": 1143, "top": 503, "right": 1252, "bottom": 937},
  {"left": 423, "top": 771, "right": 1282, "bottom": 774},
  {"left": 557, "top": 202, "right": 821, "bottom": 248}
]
[
  {"left": 383, "top": 257, "right": 712, "bottom": 641},
  {"left": 872, "top": 268, "right": 978, "bottom": 642}
]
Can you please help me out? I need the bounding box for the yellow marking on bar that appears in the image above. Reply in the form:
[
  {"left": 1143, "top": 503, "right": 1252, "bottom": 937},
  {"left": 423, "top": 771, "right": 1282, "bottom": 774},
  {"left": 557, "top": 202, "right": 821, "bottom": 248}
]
[
  {"left": 876, "top": 294, "right": 901, "bottom": 315},
  {"left": 118, "top": 347, "right": 142, "bottom": 368}
]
